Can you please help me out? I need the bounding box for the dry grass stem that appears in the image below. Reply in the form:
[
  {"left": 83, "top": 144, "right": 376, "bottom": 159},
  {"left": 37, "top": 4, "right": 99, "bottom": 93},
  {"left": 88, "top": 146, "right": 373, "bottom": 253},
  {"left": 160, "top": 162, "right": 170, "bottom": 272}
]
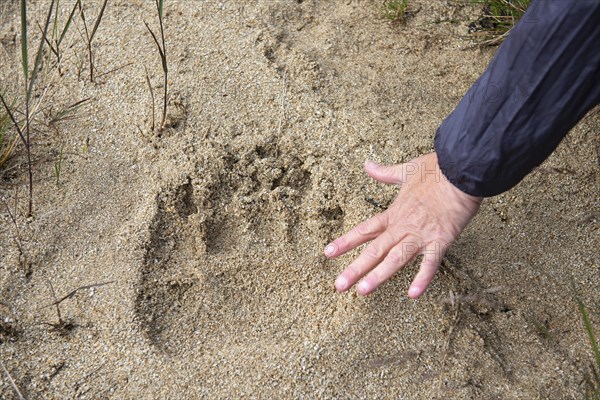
[
  {"left": 144, "top": 0, "right": 168, "bottom": 130},
  {"left": 0, "top": 357, "right": 26, "bottom": 400}
]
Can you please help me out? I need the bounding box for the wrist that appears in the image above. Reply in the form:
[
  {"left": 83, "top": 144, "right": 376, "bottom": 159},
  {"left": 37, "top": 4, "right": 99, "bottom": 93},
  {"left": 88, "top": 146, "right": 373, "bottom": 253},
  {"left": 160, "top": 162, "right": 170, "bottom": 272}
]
[{"left": 432, "top": 152, "right": 483, "bottom": 206}]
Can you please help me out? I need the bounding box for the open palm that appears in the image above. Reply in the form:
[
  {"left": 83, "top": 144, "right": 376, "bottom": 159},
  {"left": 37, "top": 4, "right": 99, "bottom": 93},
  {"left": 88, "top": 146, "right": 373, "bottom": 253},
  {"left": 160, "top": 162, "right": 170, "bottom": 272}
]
[{"left": 324, "top": 152, "right": 483, "bottom": 298}]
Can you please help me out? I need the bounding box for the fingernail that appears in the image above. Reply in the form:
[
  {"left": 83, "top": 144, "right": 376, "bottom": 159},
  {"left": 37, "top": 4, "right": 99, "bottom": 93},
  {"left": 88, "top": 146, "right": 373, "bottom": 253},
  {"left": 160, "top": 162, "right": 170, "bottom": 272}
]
[
  {"left": 357, "top": 280, "right": 370, "bottom": 294},
  {"left": 335, "top": 276, "right": 348, "bottom": 291},
  {"left": 365, "top": 160, "right": 378, "bottom": 169},
  {"left": 324, "top": 244, "right": 336, "bottom": 257},
  {"left": 408, "top": 287, "right": 421, "bottom": 298}
]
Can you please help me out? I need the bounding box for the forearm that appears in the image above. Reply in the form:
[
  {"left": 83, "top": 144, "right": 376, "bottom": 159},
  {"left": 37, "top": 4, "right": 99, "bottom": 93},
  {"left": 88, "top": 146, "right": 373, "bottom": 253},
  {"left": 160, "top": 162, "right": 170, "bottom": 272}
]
[{"left": 435, "top": 0, "right": 600, "bottom": 197}]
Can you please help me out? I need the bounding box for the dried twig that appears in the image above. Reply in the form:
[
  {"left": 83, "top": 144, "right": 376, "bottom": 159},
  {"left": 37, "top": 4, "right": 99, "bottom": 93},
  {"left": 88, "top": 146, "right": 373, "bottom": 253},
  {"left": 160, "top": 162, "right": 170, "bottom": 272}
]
[
  {"left": 437, "top": 291, "right": 461, "bottom": 398},
  {"left": 441, "top": 286, "right": 508, "bottom": 310},
  {"left": 0, "top": 357, "right": 26, "bottom": 400},
  {"left": 95, "top": 61, "right": 133, "bottom": 80},
  {"left": 41, "top": 280, "right": 114, "bottom": 335},
  {"left": 144, "top": 0, "right": 168, "bottom": 130},
  {"left": 3, "top": 199, "right": 23, "bottom": 257},
  {"left": 144, "top": 65, "right": 155, "bottom": 132},
  {"left": 24, "top": 0, "right": 55, "bottom": 216},
  {"left": 47, "top": 281, "right": 115, "bottom": 308},
  {"left": 276, "top": 71, "right": 286, "bottom": 157},
  {"left": 78, "top": 0, "right": 109, "bottom": 82},
  {"left": 53, "top": 0, "right": 79, "bottom": 74}
]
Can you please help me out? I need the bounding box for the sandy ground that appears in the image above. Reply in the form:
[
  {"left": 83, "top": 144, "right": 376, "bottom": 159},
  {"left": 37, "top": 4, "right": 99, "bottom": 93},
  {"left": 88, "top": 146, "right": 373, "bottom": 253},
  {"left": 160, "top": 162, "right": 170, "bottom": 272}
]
[{"left": 0, "top": 0, "right": 598, "bottom": 398}]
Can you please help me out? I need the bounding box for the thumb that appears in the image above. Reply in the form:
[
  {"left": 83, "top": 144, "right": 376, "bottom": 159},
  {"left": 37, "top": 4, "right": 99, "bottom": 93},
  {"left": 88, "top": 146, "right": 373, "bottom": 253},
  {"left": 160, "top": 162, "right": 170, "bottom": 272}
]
[{"left": 364, "top": 160, "right": 407, "bottom": 185}]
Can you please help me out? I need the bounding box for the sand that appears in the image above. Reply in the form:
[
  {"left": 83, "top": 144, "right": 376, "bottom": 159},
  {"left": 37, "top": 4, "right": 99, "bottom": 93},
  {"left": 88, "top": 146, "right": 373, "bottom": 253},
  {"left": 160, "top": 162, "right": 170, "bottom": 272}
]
[{"left": 0, "top": 0, "right": 598, "bottom": 399}]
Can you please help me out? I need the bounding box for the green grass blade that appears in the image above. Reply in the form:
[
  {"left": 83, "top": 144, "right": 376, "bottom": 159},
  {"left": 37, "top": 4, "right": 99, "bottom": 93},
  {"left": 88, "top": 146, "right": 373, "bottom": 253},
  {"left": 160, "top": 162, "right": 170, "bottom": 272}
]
[
  {"left": 39, "top": 20, "right": 59, "bottom": 58},
  {"left": 0, "top": 113, "right": 8, "bottom": 149},
  {"left": 0, "top": 93, "right": 27, "bottom": 147},
  {"left": 0, "top": 95, "right": 20, "bottom": 166},
  {"left": 89, "top": 0, "right": 109, "bottom": 43},
  {"left": 28, "top": 0, "right": 55, "bottom": 100},
  {"left": 58, "top": 1, "right": 79, "bottom": 48},
  {"left": 570, "top": 275, "right": 600, "bottom": 397},
  {"left": 157, "top": 0, "right": 164, "bottom": 19},
  {"left": 52, "top": 0, "right": 60, "bottom": 40},
  {"left": 144, "top": 21, "right": 165, "bottom": 59},
  {"left": 576, "top": 297, "right": 600, "bottom": 370},
  {"left": 20, "top": 0, "right": 29, "bottom": 83},
  {"left": 54, "top": 145, "right": 62, "bottom": 185},
  {"left": 49, "top": 97, "right": 92, "bottom": 124}
]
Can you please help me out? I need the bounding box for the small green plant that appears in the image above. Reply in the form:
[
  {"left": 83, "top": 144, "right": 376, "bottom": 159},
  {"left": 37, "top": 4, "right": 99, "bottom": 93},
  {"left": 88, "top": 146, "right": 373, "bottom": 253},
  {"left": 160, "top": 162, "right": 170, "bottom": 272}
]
[
  {"left": 45, "top": 97, "right": 92, "bottom": 132},
  {"left": 382, "top": 0, "right": 409, "bottom": 22},
  {"left": 15, "top": 0, "right": 54, "bottom": 217},
  {"left": 571, "top": 278, "right": 600, "bottom": 399},
  {"left": 577, "top": 301, "right": 600, "bottom": 399},
  {"left": 467, "top": 0, "right": 531, "bottom": 46},
  {"left": 1, "top": 1, "right": 91, "bottom": 214},
  {"left": 144, "top": 0, "right": 168, "bottom": 131},
  {"left": 0, "top": 0, "right": 55, "bottom": 217}
]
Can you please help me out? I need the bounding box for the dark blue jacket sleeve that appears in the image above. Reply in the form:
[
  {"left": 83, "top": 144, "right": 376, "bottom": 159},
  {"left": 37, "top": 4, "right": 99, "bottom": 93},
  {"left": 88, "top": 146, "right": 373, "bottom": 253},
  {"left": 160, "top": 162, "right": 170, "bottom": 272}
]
[{"left": 434, "top": 0, "right": 600, "bottom": 197}]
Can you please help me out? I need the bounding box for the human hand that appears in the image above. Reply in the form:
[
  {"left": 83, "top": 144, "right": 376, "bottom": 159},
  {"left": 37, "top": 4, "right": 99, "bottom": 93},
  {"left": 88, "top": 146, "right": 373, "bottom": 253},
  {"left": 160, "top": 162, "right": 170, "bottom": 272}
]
[{"left": 324, "top": 152, "right": 483, "bottom": 298}]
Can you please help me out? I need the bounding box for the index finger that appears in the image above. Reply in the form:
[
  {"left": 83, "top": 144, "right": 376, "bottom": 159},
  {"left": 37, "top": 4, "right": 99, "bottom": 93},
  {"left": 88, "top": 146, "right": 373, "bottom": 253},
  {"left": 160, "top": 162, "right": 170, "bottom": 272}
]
[{"left": 324, "top": 213, "right": 388, "bottom": 259}]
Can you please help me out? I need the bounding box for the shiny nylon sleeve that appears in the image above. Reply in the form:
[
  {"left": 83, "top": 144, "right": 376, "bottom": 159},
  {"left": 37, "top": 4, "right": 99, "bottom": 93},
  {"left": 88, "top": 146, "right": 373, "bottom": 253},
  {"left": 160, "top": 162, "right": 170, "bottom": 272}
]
[{"left": 434, "top": 0, "right": 600, "bottom": 197}]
